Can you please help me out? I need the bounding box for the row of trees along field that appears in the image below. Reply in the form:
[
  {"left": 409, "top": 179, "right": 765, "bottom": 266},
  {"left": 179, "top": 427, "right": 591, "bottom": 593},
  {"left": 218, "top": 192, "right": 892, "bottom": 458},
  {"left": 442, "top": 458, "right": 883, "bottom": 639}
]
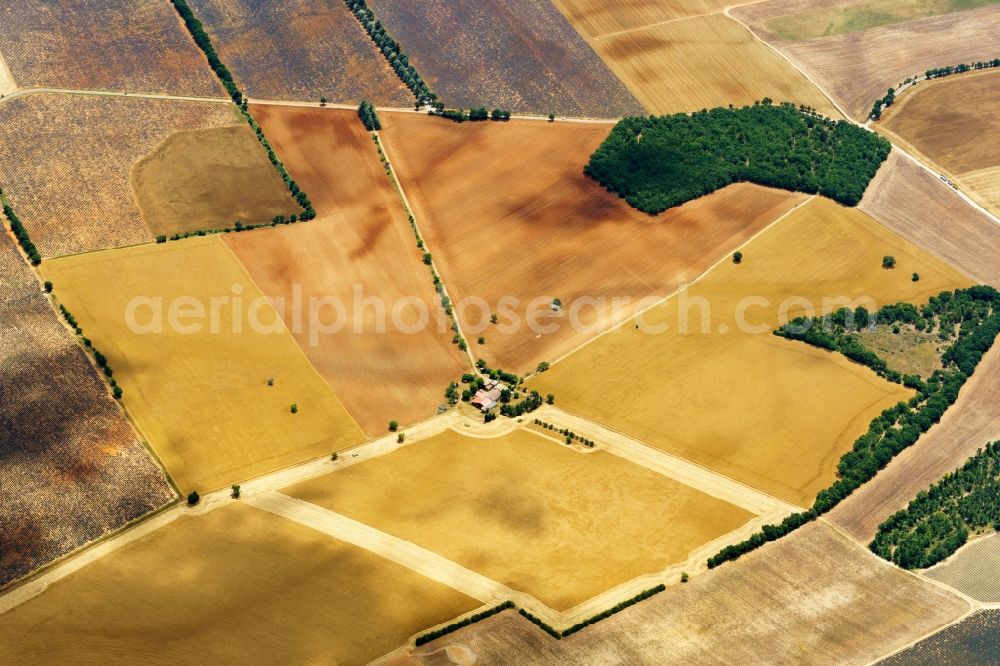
[
  {"left": 585, "top": 100, "right": 891, "bottom": 214},
  {"left": 2, "top": 192, "right": 40, "bottom": 265},
  {"left": 709, "top": 286, "right": 1000, "bottom": 568},
  {"left": 344, "top": 0, "right": 436, "bottom": 106},
  {"left": 871, "top": 441, "right": 1000, "bottom": 569},
  {"left": 871, "top": 58, "right": 1000, "bottom": 120}
]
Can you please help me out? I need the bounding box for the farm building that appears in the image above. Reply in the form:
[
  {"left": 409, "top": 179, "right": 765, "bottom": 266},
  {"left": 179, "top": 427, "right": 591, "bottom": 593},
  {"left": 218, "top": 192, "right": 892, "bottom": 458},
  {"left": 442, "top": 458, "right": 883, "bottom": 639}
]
[{"left": 471, "top": 379, "right": 504, "bottom": 411}]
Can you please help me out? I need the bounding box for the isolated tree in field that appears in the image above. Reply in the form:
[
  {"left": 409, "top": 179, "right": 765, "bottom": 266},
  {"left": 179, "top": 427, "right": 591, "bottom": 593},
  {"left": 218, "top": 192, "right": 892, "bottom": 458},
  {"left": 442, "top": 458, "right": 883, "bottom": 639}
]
[
  {"left": 388, "top": 420, "right": 399, "bottom": 432},
  {"left": 187, "top": 491, "right": 200, "bottom": 506},
  {"left": 331, "top": 451, "right": 338, "bottom": 461},
  {"left": 478, "top": 336, "right": 486, "bottom": 344},
  {"left": 290, "top": 403, "right": 298, "bottom": 414},
  {"left": 397, "top": 432, "right": 405, "bottom": 444},
  {"left": 882, "top": 255, "right": 896, "bottom": 269},
  {"left": 546, "top": 393, "right": 555, "bottom": 405},
  {"left": 536, "top": 361, "right": 550, "bottom": 373},
  {"left": 912, "top": 272, "right": 921, "bottom": 282},
  {"left": 231, "top": 484, "right": 241, "bottom": 499},
  {"left": 732, "top": 251, "right": 743, "bottom": 264},
  {"left": 43, "top": 281, "right": 52, "bottom": 293},
  {"left": 548, "top": 113, "right": 555, "bottom": 122}
]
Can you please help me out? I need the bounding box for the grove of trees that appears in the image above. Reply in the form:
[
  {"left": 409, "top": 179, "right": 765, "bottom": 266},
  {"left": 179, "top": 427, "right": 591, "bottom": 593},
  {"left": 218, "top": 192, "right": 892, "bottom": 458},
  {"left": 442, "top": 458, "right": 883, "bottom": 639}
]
[
  {"left": 585, "top": 101, "right": 891, "bottom": 214},
  {"left": 357, "top": 100, "right": 381, "bottom": 131}
]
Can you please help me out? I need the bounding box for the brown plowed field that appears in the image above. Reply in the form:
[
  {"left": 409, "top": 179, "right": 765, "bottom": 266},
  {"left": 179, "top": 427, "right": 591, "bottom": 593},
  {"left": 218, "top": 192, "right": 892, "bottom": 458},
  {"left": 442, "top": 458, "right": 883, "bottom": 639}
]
[
  {"left": 733, "top": 2, "right": 1000, "bottom": 120},
  {"left": 366, "top": 0, "right": 643, "bottom": 117},
  {"left": 828, "top": 343, "right": 1000, "bottom": 543},
  {"left": 0, "top": 94, "right": 240, "bottom": 258},
  {"left": 590, "top": 14, "right": 841, "bottom": 116},
  {"left": 187, "top": 0, "right": 411, "bottom": 106},
  {"left": 549, "top": 0, "right": 731, "bottom": 38},
  {"left": 379, "top": 111, "right": 807, "bottom": 374},
  {"left": 0, "top": 1, "right": 221, "bottom": 95},
  {"left": 131, "top": 124, "right": 296, "bottom": 237},
  {"left": 0, "top": 503, "right": 479, "bottom": 665},
  {"left": 0, "top": 238, "right": 173, "bottom": 589},
  {"left": 859, "top": 151, "right": 1000, "bottom": 288},
  {"left": 409, "top": 523, "right": 969, "bottom": 665},
  {"left": 225, "top": 106, "right": 469, "bottom": 436}
]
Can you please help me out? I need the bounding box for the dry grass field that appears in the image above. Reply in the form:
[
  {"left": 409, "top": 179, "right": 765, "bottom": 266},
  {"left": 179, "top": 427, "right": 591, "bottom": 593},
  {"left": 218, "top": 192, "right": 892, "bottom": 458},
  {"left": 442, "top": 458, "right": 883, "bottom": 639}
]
[
  {"left": 531, "top": 197, "right": 970, "bottom": 507},
  {"left": 877, "top": 69, "right": 1000, "bottom": 217},
  {"left": 860, "top": 152, "right": 1000, "bottom": 288},
  {"left": 0, "top": 1, "right": 221, "bottom": 95},
  {"left": 733, "top": 2, "right": 1000, "bottom": 120},
  {"left": 549, "top": 0, "right": 731, "bottom": 38},
  {"left": 409, "top": 523, "right": 969, "bottom": 664},
  {"left": 131, "top": 124, "right": 296, "bottom": 237},
  {"left": 186, "top": 0, "right": 411, "bottom": 106},
  {"left": 225, "top": 106, "right": 469, "bottom": 435},
  {"left": 881, "top": 610, "right": 1000, "bottom": 665},
  {"left": 380, "top": 111, "right": 807, "bottom": 374},
  {"left": 38, "top": 237, "right": 365, "bottom": 493},
  {"left": 0, "top": 502, "right": 479, "bottom": 664},
  {"left": 0, "top": 239, "right": 173, "bottom": 588},
  {"left": 0, "top": 94, "right": 240, "bottom": 258},
  {"left": 589, "top": 14, "right": 841, "bottom": 116},
  {"left": 828, "top": 343, "right": 1000, "bottom": 542},
  {"left": 366, "top": 0, "right": 643, "bottom": 117},
  {"left": 857, "top": 326, "right": 945, "bottom": 378},
  {"left": 284, "top": 428, "right": 754, "bottom": 611},
  {"left": 924, "top": 533, "right": 1000, "bottom": 602}
]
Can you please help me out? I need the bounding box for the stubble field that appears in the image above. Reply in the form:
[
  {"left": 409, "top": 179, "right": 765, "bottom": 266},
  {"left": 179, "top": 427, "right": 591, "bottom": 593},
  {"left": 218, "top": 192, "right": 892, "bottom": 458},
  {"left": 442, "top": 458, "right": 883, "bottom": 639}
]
[
  {"left": 225, "top": 106, "right": 470, "bottom": 436},
  {"left": 131, "top": 124, "right": 296, "bottom": 237},
  {"left": 38, "top": 236, "right": 365, "bottom": 493},
  {"left": 380, "top": 111, "right": 807, "bottom": 374},
  {"left": 733, "top": 1, "right": 1000, "bottom": 120},
  {"left": 186, "top": 0, "right": 412, "bottom": 106},
  {"left": 587, "top": 14, "right": 842, "bottom": 116},
  {"left": 0, "top": 94, "right": 240, "bottom": 258},
  {"left": 549, "top": 0, "right": 731, "bottom": 38},
  {"left": 877, "top": 69, "right": 1000, "bottom": 217},
  {"left": 0, "top": 0, "right": 221, "bottom": 95},
  {"left": 0, "top": 238, "right": 173, "bottom": 589},
  {"left": 366, "top": 0, "right": 644, "bottom": 117},
  {"left": 0, "top": 502, "right": 479, "bottom": 665},
  {"left": 284, "top": 428, "right": 755, "bottom": 611},
  {"left": 924, "top": 533, "right": 1000, "bottom": 602},
  {"left": 409, "top": 522, "right": 969, "bottom": 664},
  {"left": 531, "top": 197, "right": 970, "bottom": 507}
]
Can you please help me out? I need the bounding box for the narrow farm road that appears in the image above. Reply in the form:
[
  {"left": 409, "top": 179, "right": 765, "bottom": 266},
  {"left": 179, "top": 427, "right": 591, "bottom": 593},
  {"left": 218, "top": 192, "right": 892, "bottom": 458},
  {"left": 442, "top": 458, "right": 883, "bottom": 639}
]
[{"left": 0, "top": 86, "right": 230, "bottom": 106}]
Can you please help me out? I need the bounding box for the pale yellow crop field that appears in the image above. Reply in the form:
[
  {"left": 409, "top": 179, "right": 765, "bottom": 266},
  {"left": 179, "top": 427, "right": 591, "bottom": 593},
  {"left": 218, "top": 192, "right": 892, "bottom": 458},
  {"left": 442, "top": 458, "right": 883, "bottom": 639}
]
[
  {"left": 0, "top": 503, "right": 479, "bottom": 665},
  {"left": 591, "top": 14, "right": 841, "bottom": 116},
  {"left": 532, "top": 198, "right": 970, "bottom": 507},
  {"left": 285, "top": 428, "right": 754, "bottom": 611},
  {"left": 40, "top": 237, "right": 365, "bottom": 493}
]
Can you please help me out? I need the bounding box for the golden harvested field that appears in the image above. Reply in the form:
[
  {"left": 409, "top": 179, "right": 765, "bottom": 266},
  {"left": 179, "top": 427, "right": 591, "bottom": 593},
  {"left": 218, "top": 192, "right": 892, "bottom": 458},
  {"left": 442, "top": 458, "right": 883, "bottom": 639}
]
[
  {"left": 925, "top": 533, "right": 1000, "bottom": 602},
  {"left": 225, "top": 107, "right": 469, "bottom": 436},
  {"left": 0, "top": 502, "right": 479, "bottom": 665},
  {"left": 409, "top": 523, "right": 970, "bottom": 664},
  {"left": 828, "top": 343, "right": 1000, "bottom": 542},
  {"left": 532, "top": 197, "right": 970, "bottom": 507},
  {"left": 131, "top": 124, "right": 296, "bottom": 237},
  {"left": 878, "top": 69, "right": 1000, "bottom": 217},
  {"left": 284, "top": 428, "right": 755, "bottom": 611},
  {"left": 38, "top": 237, "right": 365, "bottom": 493},
  {"left": 0, "top": 239, "right": 173, "bottom": 588},
  {"left": 0, "top": 1, "right": 221, "bottom": 95},
  {"left": 380, "top": 111, "right": 806, "bottom": 374},
  {"left": 733, "top": 2, "right": 1000, "bottom": 120},
  {"left": 859, "top": 152, "right": 1000, "bottom": 288},
  {"left": 0, "top": 94, "right": 241, "bottom": 258},
  {"left": 187, "top": 0, "right": 411, "bottom": 106},
  {"left": 549, "top": 0, "right": 731, "bottom": 38},
  {"left": 589, "top": 14, "right": 841, "bottom": 116}
]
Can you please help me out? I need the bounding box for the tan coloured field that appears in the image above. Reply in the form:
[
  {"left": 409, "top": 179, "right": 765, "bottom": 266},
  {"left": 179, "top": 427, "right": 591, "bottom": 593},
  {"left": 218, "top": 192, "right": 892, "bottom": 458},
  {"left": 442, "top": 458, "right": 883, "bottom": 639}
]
[
  {"left": 380, "top": 111, "right": 807, "bottom": 374},
  {"left": 829, "top": 343, "right": 1000, "bottom": 542},
  {"left": 532, "top": 197, "right": 970, "bottom": 507},
  {"left": 860, "top": 152, "right": 1000, "bottom": 288},
  {"left": 733, "top": 2, "right": 1000, "bottom": 120},
  {"left": 0, "top": 94, "right": 240, "bottom": 258},
  {"left": 409, "top": 523, "right": 969, "bottom": 665},
  {"left": 131, "top": 124, "right": 296, "bottom": 237},
  {"left": 0, "top": 503, "right": 479, "bottom": 665},
  {"left": 39, "top": 237, "right": 365, "bottom": 493},
  {"left": 878, "top": 69, "right": 1000, "bottom": 217},
  {"left": 225, "top": 106, "right": 469, "bottom": 436},
  {"left": 548, "top": 0, "right": 731, "bottom": 38},
  {"left": 284, "top": 428, "right": 754, "bottom": 611},
  {"left": 590, "top": 14, "right": 841, "bottom": 116},
  {"left": 925, "top": 533, "right": 1000, "bottom": 602}
]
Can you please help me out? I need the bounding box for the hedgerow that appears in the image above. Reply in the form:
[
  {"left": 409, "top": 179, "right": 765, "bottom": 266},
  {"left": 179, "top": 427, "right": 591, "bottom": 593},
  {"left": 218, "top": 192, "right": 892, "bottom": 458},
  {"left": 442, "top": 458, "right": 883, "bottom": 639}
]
[
  {"left": 870, "top": 57, "right": 1000, "bottom": 120},
  {"left": 560, "top": 585, "right": 666, "bottom": 637},
  {"left": 58, "top": 302, "right": 123, "bottom": 400},
  {"left": 518, "top": 609, "right": 561, "bottom": 639},
  {"left": 1, "top": 195, "right": 41, "bottom": 265},
  {"left": 415, "top": 601, "right": 514, "bottom": 646},
  {"left": 708, "top": 286, "right": 1000, "bottom": 569},
  {"left": 357, "top": 100, "right": 381, "bottom": 131},
  {"left": 586, "top": 100, "right": 890, "bottom": 214}
]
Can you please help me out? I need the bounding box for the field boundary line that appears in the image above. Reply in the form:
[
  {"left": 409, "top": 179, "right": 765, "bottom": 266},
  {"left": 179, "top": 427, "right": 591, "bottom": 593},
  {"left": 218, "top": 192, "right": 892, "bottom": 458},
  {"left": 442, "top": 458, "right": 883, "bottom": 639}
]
[
  {"left": 540, "top": 194, "right": 814, "bottom": 373},
  {"left": 0, "top": 86, "right": 231, "bottom": 106},
  {"left": 538, "top": 406, "right": 802, "bottom": 515},
  {"left": 588, "top": 0, "right": 772, "bottom": 41}
]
